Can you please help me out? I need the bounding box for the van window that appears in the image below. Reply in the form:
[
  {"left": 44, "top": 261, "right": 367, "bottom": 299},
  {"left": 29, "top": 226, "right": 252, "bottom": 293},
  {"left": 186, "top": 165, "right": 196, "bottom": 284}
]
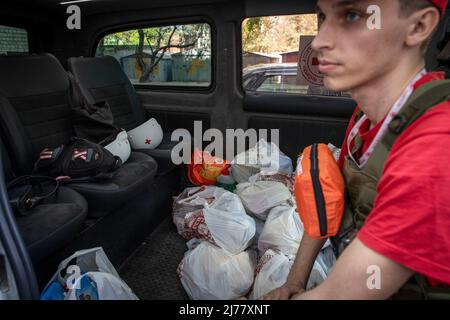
[
  {"left": 242, "top": 15, "right": 349, "bottom": 97},
  {"left": 96, "top": 23, "right": 212, "bottom": 88},
  {"left": 0, "top": 25, "right": 29, "bottom": 56}
]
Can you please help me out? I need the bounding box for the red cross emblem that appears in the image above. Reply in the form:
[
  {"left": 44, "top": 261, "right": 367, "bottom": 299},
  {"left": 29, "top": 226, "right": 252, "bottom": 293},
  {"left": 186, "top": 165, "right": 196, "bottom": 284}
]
[{"left": 145, "top": 139, "right": 152, "bottom": 145}]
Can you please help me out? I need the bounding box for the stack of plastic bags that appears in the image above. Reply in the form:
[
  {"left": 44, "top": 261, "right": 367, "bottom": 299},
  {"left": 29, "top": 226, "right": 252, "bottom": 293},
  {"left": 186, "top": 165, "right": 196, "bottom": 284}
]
[
  {"left": 174, "top": 141, "right": 340, "bottom": 300},
  {"left": 174, "top": 186, "right": 257, "bottom": 299},
  {"left": 247, "top": 144, "right": 341, "bottom": 300}
]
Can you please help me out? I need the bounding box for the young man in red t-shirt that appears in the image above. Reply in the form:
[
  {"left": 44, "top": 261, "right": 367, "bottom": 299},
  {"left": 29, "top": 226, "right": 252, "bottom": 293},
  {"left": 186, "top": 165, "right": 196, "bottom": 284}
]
[{"left": 263, "top": 0, "right": 450, "bottom": 299}]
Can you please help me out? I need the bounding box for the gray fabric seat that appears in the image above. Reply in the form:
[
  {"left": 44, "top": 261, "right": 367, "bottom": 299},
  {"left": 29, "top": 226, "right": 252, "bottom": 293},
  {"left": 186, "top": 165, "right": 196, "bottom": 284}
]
[
  {"left": 0, "top": 53, "right": 158, "bottom": 217},
  {"left": 68, "top": 56, "right": 178, "bottom": 175},
  {"left": 1, "top": 138, "right": 88, "bottom": 264},
  {"left": 16, "top": 186, "right": 88, "bottom": 264}
]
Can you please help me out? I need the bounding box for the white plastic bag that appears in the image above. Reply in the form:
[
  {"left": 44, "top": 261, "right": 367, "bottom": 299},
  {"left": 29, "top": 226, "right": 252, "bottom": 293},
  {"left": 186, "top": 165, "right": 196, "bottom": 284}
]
[
  {"left": 248, "top": 172, "right": 295, "bottom": 193},
  {"left": 327, "top": 143, "right": 341, "bottom": 162},
  {"left": 258, "top": 205, "right": 304, "bottom": 256},
  {"left": 236, "top": 181, "right": 292, "bottom": 220},
  {"left": 305, "top": 246, "right": 336, "bottom": 290},
  {"left": 315, "top": 245, "right": 336, "bottom": 277},
  {"left": 203, "top": 204, "right": 256, "bottom": 254},
  {"left": 249, "top": 217, "right": 266, "bottom": 255},
  {"left": 178, "top": 241, "right": 257, "bottom": 300},
  {"left": 250, "top": 249, "right": 295, "bottom": 300},
  {"left": 249, "top": 247, "right": 336, "bottom": 299},
  {"left": 41, "top": 247, "right": 138, "bottom": 300},
  {"left": 231, "top": 139, "right": 293, "bottom": 183},
  {"left": 64, "top": 272, "right": 138, "bottom": 300},
  {"left": 254, "top": 217, "right": 266, "bottom": 244},
  {"left": 173, "top": 186, "right": 256, "bottom": 254},
  {"left": 172, "top": 186, "right": 226, "bottom": 233},
  {"left": 307, "top": 261, "right": 329, "bottom": 290}
]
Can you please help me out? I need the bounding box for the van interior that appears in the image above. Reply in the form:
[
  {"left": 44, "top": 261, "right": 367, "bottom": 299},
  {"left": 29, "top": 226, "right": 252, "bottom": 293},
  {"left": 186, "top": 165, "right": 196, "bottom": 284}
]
[{"left": 0, "top": 0, "right": 449, "bottom": 299}]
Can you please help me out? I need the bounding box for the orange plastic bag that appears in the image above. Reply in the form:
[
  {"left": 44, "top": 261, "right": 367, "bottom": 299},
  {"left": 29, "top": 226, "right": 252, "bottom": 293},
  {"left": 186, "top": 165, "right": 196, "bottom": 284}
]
[
  {"left": 187, "top": 149, "right": 229, "bottom": 185},
  {"left": 294, "top": 143, "right": 345, "bottom": 239}
]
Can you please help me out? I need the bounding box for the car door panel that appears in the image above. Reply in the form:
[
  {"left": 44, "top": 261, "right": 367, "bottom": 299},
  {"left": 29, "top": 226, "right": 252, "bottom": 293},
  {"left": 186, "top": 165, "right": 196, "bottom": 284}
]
[
  {"left": 137, "top": 90, "right": 212, "bottom": 151},
  {"left": 243, "top": 92, "right": 356, "bottom": 161},
  {"left": 244, "top": 92, "right": 356, "bottom": 117},
  {"left": 248, "top": 114, "right": 350, "bottom": 161}
]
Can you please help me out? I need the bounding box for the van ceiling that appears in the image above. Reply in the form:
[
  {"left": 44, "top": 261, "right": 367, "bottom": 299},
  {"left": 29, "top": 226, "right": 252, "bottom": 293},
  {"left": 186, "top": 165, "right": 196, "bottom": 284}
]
[
  {"left": 10, "top": 0, "right": 238, "bottom": 15},
  {"left": 8, "top": 0, "right": 316, "bottom": 16}
]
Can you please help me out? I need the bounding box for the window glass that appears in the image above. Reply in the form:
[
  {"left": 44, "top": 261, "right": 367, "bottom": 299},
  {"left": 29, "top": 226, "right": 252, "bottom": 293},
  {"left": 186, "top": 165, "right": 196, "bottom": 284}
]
[
  {"left": 0, "top": 25, "right": 29, "bottom": 56},
  {"left": 242, "top": 15, "right": 349, "bottom": 97},
  {"left": 96, "top": 23, "right": 211, "bottom": 87}
]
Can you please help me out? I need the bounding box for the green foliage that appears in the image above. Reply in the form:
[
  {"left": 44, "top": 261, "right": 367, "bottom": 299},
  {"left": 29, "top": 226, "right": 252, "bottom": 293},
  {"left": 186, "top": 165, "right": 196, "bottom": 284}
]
[
  {"left": 242, "top": 14, "right": 318, "bottom": 54},
  {"left": 97, "top": 23, "right": 211, "bottom": 83},
  {"left": 242, "top": 17, "right": 263, "bottom": 52},
  {"left": 100, "top": 23, "right": 210, "bottom": 52}
]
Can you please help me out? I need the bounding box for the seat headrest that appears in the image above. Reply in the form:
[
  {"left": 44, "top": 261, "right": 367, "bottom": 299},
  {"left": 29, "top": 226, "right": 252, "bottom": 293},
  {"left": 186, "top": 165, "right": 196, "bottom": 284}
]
[
  {"left": 68, "top": 55, "right": 129, "bottom": 88},
  {"left": 0, "top": 53, "right": 69, "bottom": 98}
]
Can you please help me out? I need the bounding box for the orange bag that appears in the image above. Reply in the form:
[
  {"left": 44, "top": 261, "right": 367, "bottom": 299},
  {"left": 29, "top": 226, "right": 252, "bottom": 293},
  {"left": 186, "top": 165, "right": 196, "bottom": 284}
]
[
  {"left": 187, "top": 149, "right": 229, "bottom": 185},
  {"left": 294, "top": 143, "right": 345, "bottom": 239}
]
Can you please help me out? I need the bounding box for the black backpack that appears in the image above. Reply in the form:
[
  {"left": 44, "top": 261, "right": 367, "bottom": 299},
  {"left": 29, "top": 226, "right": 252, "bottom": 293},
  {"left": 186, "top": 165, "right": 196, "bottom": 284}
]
[{"left": 34, "top": 137, "right": 122, "bottom": 180}]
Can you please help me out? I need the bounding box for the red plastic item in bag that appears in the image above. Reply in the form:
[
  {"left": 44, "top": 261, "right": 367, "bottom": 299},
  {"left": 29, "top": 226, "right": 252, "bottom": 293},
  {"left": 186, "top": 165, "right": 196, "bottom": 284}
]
[{"left": 187, "top": 149, "right": 229, "bottom": 185}]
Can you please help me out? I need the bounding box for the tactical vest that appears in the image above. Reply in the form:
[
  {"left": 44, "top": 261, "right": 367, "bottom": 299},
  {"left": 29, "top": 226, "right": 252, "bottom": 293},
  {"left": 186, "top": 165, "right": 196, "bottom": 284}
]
[{"left": 333, "top": 80, "right": 450, "bottom": 299}]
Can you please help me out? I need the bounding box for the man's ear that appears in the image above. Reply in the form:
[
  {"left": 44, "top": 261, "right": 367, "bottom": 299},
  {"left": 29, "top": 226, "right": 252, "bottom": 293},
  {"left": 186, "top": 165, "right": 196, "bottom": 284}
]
[{"left": 405, "top": 6, "right": 441, "bottom": 48}]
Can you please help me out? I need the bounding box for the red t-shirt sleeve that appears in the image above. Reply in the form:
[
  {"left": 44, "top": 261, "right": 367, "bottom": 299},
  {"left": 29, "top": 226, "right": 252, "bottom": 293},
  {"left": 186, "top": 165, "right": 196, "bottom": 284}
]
[{"left": 357, "top": 102, "right": 450, "bottom": 284}]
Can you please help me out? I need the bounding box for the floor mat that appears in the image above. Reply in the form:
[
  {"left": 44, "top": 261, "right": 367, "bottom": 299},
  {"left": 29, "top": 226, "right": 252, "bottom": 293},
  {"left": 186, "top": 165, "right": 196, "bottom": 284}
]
[{"left": 119, "top": 216, "right": 189, "bottom": 300}]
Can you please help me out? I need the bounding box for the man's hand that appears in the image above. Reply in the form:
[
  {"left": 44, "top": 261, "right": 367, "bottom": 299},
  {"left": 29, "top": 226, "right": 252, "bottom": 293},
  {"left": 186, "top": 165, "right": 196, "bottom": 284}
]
[
  {"left": 289, "top": 238, "right": 414, "bottom": 300},
  {"left": 260, "top": 283, "right": 305, "bottom": 300},
  {"left": 259, "top": 234, "right": 327, "bottom": 300},
  {"left": 290, "top": 291, "right": 305, "bottom": 300}
]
